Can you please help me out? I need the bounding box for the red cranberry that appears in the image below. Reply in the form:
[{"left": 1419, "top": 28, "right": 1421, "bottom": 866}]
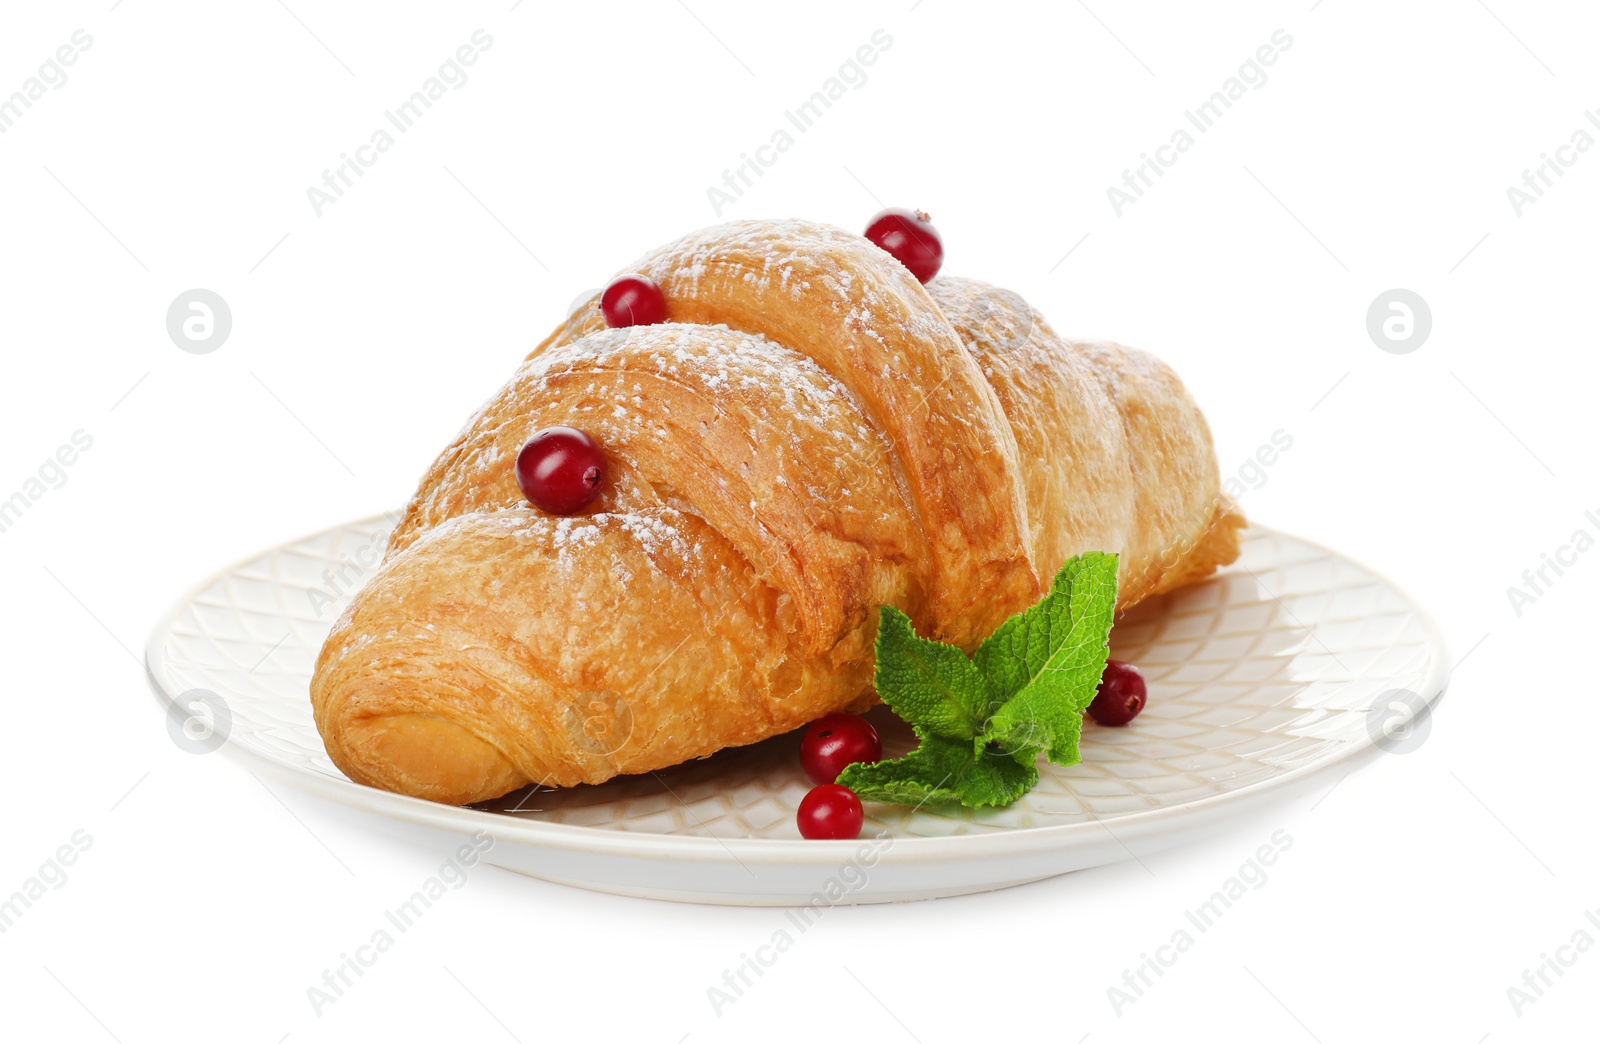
[
  {"left": 515, "top": 427, "right": 605, "bottom": 515},
  {"left": 864, "top": 208, "right": 943, "bottom": 283},
  {"left": 797, "top": 784, "right": 864, "bottom": 840},
  {"left": 1089, "top": 660, "right": 1147, "bottom": 726},
  {"left": 798, "top": 713, "right": 882, "bottom": 785},
  {"left": 600, "top": 274, "right": 667, "bottom": 328}
]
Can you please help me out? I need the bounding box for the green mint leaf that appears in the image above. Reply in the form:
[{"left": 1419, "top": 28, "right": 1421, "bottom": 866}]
[
  {"left": 842, "top": 553, "right": 1119, "bottom": 809},
  {"left": 975, "top": 552, "right": 1119, "bottom": 766},
  {"left": 837, "top": 735, "right": 1038, "bottom": 808},
  {"left": 836, "top": 736, "right": 968, "bottom": 806},
  {"left": 958, "top": 745, "right": 1040, "bottom": 807},
  {"left": 869, "top": 606, "right": 991, "bottom": 743}
]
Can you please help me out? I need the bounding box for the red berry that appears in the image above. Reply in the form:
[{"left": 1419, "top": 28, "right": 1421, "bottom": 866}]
[
  {"left": 1089, "top": 660, "right": 1147, "bottom": 726},
  {"left": 515, "top": 427, "right": 605, "bottom": 515},
  {"left": 798, "top": 713, "right": 882, "bottom": 785},
  {"left": 600, "top": 274, "right": 667, "bottom": 328},
  {"left": 797, "top": 784, "right": 864, "bottom": 840},
  {"left": 863, "top": 208, "right": 943, "bottom": 283}
]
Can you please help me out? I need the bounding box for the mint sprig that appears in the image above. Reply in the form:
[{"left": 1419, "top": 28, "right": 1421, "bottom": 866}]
[{"left": 837, "top": 552, "right": 1119, "bottom": 808}]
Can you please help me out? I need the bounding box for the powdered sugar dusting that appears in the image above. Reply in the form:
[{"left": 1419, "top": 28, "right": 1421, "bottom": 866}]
[{"left": 461, "top": 506, "right": 706, "bottom": 588}]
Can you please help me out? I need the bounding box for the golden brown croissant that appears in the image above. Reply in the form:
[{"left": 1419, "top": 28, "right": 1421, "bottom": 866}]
[{"left": 310, "top": 219, "right": 1243, "bottom": 805}]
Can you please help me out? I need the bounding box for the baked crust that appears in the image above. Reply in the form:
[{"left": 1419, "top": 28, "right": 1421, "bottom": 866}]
[{"left": 310, "top": 219, "right": 1243, "bottom": 804}]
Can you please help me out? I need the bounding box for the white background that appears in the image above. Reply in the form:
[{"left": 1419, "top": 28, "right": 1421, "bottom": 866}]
[{"left": 1, "top": 0, "right": 1595, "bottom": 1040}]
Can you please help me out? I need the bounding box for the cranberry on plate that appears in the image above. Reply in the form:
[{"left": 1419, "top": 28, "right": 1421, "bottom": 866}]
[
  {"left": 798, "top": 784, "right": 864, "bottom": 840},
  {"left": 799, "top": 713, "right": 882, "bottom": 785},
  {"left": 1088, "top": 660, "right": 1147, "bottom": 726}
]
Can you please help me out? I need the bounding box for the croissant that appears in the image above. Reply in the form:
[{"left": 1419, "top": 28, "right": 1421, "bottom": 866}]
[{"left": 311, "top": 219, "right": 1243, "bottom": 805}]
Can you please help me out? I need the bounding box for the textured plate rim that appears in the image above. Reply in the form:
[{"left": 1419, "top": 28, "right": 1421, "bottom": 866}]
[{"left": 144, "top": 514, "right": 1450, "bottom": 865}]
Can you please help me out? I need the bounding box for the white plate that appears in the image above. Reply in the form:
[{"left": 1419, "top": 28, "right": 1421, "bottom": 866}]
[{"left": 146, "top": 517, "right": 1446, "bottom": 905}]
